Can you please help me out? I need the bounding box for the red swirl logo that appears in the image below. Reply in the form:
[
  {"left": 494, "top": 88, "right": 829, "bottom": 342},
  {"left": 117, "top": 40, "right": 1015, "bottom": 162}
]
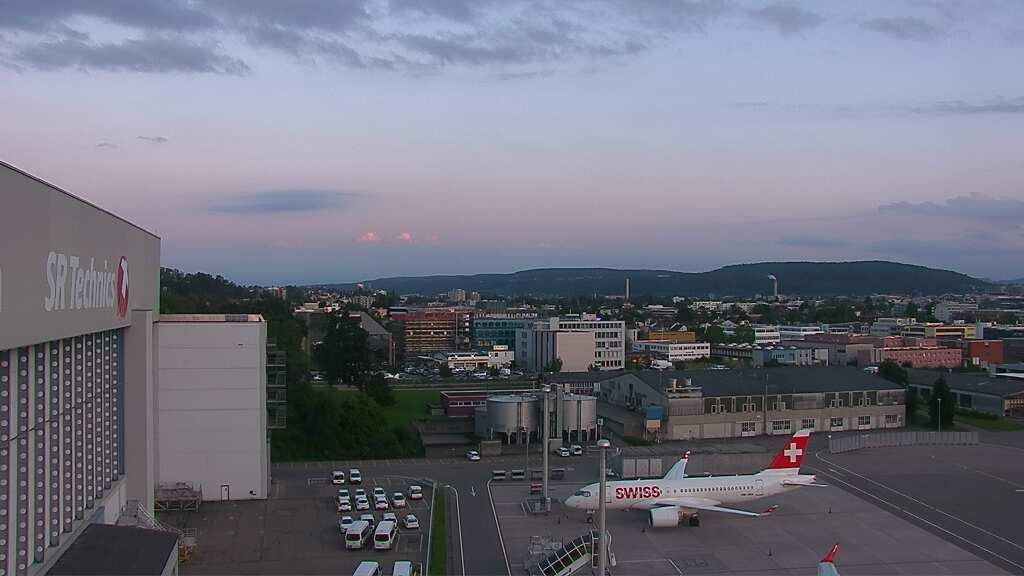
[{"left": 116, "top": 257, "right": 129, "bottom": 318}]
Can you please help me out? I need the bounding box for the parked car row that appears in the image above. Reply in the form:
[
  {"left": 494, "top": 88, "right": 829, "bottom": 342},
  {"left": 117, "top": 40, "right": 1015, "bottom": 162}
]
[
  {"left": 555, "top": 445, "right": 584, "bottom": 457},
  {"left": 352, "top": 560, "right": 420, "bottom": 576}
]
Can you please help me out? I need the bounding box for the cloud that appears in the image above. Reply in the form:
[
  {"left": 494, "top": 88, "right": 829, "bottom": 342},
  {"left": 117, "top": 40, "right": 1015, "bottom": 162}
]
[
  {"left": 747, "top": 3, "right": 824, "bottom": 36},
  {"left": 137, "top": 135, "right": 169, "bottom": 143},
  {"left": 861, "top": 17, "right": 943, "bottom": 41},
  {"left": 879, "top": 195, "right": 1024, "bottom": 221},
  {"left": 95, "top": 141, "right": 117, "bottom": 148},
  {"left": 10, "top": 36, "right": 250, "bottom": 74},
  {"left": 914, "top": 96, "right": 1024, "bottom": 115},
  {"left": 396, "top": 232, "right": 414, "bottom": 243},
  {"left": 210, "top": 190, "right": 357, "bottom": 214},
  {"left": 357, "top": 231, "right": 380, "bottom": 244},
  {"left": 777, "top": 234, "right": 850, "bottom": 248}
]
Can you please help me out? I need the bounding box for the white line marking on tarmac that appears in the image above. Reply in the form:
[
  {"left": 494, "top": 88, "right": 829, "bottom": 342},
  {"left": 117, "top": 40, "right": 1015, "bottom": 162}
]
[
  {"left": 449, "top": 485, "right": 466, "bottom": 576},
  {"left": 487, "top": 479, "right": 513, "bottom": 576},
  {"left": 667, "top": 558, "right": 683, "bottom": 575},
  {"left": 471, "top": 485, "right": 476, "bottom": 497}
]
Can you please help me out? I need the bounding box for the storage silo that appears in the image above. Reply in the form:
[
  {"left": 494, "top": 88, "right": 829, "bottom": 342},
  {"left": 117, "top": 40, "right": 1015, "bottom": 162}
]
[
  {"left": 560, "top": 394, "right": 598, "bottom": 443},
  {"left": 486, "top": 394, "right": 539, "bottom": 444}
]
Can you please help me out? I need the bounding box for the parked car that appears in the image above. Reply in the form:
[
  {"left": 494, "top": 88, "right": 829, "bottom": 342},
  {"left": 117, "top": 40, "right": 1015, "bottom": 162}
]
[
  {"left": 557, "top": 447, "right": 571, "bottom": 457},
  {"left": 332, "top": 470, "right": 346, "bottom": 485},
  {"left": 355, "top": 497, "right": 370, "bottom": 511},
  {"left": 354, "top": 488, "right": 366, "bottom": 499},
  {"left": 339, "top": 515, "right": 354, "bottom": 533},
  {"left": 570, "top": 445, "right": 583, "bottom": 456},
  {"left": 466, "top": 450, "right": 481, "bottom": 461},
  {"left": 402, "top": 514, "right": 420, "bottom": 529},
  {"left": 383, "top": 512, "right": 398, "bottom": 523},
  {"left": 392, "top": 493, "right": 407, "bottom": 508},
  {"left": 349, "top": 468, "right": 362, "bottom": 484},
  {"left": 338, "top": 488, "right": 350, "bottom": 500},
  {"left": 374, "top": 495, "right": 389, "bottom": 510},
  {"left": 372, "top": 487, "right": 387, "bottom": 499},
  {"left": 338, "top": 497, "right": 352, "bottom": 512},
  {"left": 408, "top": 485, "right": 423, "bottom": 500},
  {"left": 360, "top": 513, "right": 376, "bottom": 529}
]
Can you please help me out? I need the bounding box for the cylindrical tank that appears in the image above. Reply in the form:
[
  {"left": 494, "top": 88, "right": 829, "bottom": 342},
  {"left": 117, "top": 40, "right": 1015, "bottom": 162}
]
[
  {"left": 486, "top": 395, "right": 539, "bottom": 443},
  {"left": 560, "top": 394, "right": 598, "bottom": 443}
]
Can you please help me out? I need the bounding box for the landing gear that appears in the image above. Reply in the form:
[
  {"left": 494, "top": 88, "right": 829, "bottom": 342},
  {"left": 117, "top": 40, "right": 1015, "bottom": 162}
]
[
  {"left": 586, "top": 510, "right": 595, "bottom": 524},
  {"left": 688, "top": 514, "right": 700, "bottom": 527}
]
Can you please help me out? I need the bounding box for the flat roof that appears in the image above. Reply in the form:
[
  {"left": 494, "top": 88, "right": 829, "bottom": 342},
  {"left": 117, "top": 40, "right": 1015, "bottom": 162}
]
[
  {"left": 159, "top": 314, "right": 265, "bottom": 323},
  {"left": 47, "top": 524, "right": 177, "bottom": 575},
  {"left": 621, "top": 367, "right": 902, "bottom": 397},
  {"left": 907, "top": 369, "right": 1024, "bottom": 398}
]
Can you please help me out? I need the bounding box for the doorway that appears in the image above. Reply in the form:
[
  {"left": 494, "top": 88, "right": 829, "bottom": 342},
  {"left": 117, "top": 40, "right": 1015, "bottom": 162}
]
[{"left": 220, "top": 484, "right": 230, "bottom": 501}]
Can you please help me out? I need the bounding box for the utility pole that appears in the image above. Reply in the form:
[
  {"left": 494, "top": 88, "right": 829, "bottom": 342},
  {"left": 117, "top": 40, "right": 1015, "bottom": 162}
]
[
  {"left": 937, "top": 397, "right": 942, "bottom": 434},
  {"left": 597, "top": 438, "right": 611, "bottom": 576},
  {"left": 542, "top": 385, "right": 551, "bottom": 512}
]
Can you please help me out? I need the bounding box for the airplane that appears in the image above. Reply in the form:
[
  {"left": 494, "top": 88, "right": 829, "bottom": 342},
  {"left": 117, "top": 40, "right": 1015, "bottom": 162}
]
[
  {"left": 818, "top": 543, "right": 840, "bottom": 576},
  {"left": 564, "top": 429, "right": 825, "bottom": 527}
]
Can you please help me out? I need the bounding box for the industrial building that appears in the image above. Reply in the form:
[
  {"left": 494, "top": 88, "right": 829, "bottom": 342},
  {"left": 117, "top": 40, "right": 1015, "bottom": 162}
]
[
  {"left": 156, "top": 315, "right": 269, "bottom": 502},
  {"left": 0, "top": 161, "right": 271, "bottom": 575},
  {"left": 711, "top": 343, "right": 829, "bottom": 367},
  {"left": 632, "top": 340, "right": 710, "bottom": 363},
  {"left": 472, "top": 390, "right": 599, "bottom": 445},
  {"left": 907, "top": 369, "right": 1024, "bottom": 417},
  {"left": 595, "top": 368, "right": 906, "bottom": 440}
]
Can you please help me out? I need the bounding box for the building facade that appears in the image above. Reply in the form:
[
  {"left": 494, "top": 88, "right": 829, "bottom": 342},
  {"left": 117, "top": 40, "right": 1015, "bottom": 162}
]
[
  {"left": 901, "top": 323, "right": 977, "bottom": 340},
  {"left": 964, "top": 340, "right": 1004, "bottom": 367},
  {"left": 633, "top": 341, "right": 711, "bottom": 363},
  {"left": 0, "top": 161, "right": 162, "bottom": 575},
  {"left": 870, "top": 318, "right": 916, "bottom": 337},
  {"left": 156, "top": 315, "right": 269, "bottom": 502},
  {"left": 858, "top": 346, "right": 962, "bottom": 369},
  {"left": 517, "top": 330, "right": 595, "bottom": 372},
  {"left": 393, "top": 309, "right": 472, "bottom": 356},
  {"left": 439, "top": 348, "right": 514, "bottom": 371},
  {"left": 777, "top": 325, "right": 824, "bottom": 340},
  {"left": 516, "top": 315, "right": 625, "bottom": 371},
  {"left": 934, "top": 302, "right": 979, "bottom": 323},
  {"left": 597, "top": 368, "right": 905, "bottom": 441},
  {"left": 471, "top": 315, "right": 540, "bottom": 350}
]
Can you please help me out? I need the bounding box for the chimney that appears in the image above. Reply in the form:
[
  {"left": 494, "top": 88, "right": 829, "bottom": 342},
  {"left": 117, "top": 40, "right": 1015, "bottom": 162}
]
[{"left": 625, "top": 277, "right": 630, "bottom": 301}]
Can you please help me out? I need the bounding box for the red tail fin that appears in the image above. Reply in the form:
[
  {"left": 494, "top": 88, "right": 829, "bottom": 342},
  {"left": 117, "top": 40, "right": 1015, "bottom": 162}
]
[
  {"left": 822, "top": 543, "right": 839, "bottom": 563},
  {"left": 765, "top": 429, "right": 811, "bottom": 472}
]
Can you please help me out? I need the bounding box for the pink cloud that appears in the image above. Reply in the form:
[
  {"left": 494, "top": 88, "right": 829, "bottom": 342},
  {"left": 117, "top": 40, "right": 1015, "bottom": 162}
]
[
  {"left": 357, "top": 231, "right": 380, "bottom": 243},
  {"left": 396, "top": 232, "right": 413, "bottom": 243}
]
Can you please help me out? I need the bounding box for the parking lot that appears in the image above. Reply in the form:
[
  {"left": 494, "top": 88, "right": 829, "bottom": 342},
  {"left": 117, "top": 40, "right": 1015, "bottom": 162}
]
[
  {"left": 160, "top": 473, "right": 431, "bottom": 575},
  {"left": 492, "top": 479, "right": 1008, "bottom": 575}
]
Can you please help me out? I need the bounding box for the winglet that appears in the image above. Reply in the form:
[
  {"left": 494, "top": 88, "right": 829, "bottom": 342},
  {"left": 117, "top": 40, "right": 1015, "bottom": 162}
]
[
  {"left": 683, "top": 450, "right": 690, "bottom": 461},
  {"left": 822, "top": 543, "right": 839, "bottom": 563},
  {"left": 762, "top": 505, "right": 779, "bottom": 515}
]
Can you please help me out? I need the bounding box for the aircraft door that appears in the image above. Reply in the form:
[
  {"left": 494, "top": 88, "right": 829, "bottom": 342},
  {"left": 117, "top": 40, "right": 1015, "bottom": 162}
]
[{"left": 754, "top": 479, "right": 764, "bottom": 496}]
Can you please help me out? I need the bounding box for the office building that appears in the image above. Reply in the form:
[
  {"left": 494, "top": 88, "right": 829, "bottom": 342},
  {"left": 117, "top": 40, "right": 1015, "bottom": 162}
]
[
  {"left": 633, "top": 341, "right": 711, "bottom": 363},
  {"left": 934, "top": 301, "right": 979, "bottom": 323},
  {"left": 438, "top": 348, "right": 515, "bottom": 371},
  {"left": 870, "top": 318, "right": 916, "bottom": 337},
  {"left": 471, "top": 314, "right": 541, "bottom": 350},
  {"left": 711, "top": 344, "right": 828, "bottom": 367},
  {"left": 639, "top": 331, "right": 696, "bottom": 343},
  {"left": 777, "top": 325, "right": 824, "bottom": 340},
  {"left": 392, "top": 308, "right": 472, "bottom": 356},
  {"left": 597, "top": 368, "right": 905, "bottom": 440},
  {"left": 901, "top": 323, "right": 977, "bottom": 340},
  {"left": 963, "top": 340, "right": 1004, "bottom": 367},
  {"left": 517, "top": 330, "right": 596, "bottom": 373},
  {"left": 447, "top": 288, "right": 466, "bottom": 303},
  {"left": 516, "top": 315, "right": 626, "bottom": 370},
  {"left": 858, "top": 346, "right": 962, "bottom": 369}
]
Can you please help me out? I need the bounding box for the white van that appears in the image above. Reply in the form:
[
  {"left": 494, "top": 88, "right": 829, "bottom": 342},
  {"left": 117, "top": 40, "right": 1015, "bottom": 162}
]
[
  {"left": 373, "top": 520, "right": 398, "bottom": 551},
  {"left": 352, "top": 561, "right": 382, "bottom": 576},
  {"left": 392, "top": 561, "right": 420, "bottom": 576},
  {"left": 345, "top": 520, "right": 373, "bottom": 550}
]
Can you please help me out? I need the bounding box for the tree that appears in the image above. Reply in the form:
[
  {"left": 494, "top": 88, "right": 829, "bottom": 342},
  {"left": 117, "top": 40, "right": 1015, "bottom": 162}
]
[
  {"left": 439, "top": 364, "right": 453, "bottom": 378},
  {"left": 364, "top": 373, "right": 395, "bottom": 406},
  {"left": 905, "top": 387, "right": 919, "bottom": 423},
  {"left": 674, "top": 305, "right": 695, "bottom": 324},
  {"left": 731, "top": 324, "right": 755, "bottom": 345},
  {"left": 488, "top": 365, "right": 501, "bottom": 377},
  {"left": 703, "top": 325, "right": 727, "bottom": 344},
  {"left": 314, "top": 312, "right": 371, "bottom": 387},
  {"left": 929, "top": 377, "right": 955, "bottom": 430},
  {"left": 878, "top": 360, "right": 909, "bottom": 385},
  {"left": 544, "top": 358, "right": 563, "bottom": 373}
]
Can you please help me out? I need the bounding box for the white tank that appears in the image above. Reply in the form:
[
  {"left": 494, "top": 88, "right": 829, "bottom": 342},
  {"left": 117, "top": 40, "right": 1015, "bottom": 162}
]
[
  {"left": 486, "top": 395, "right": 539, "bottom": 438},
  {"left": 560, "top": 394, "right": 598, "bottom": 442}
]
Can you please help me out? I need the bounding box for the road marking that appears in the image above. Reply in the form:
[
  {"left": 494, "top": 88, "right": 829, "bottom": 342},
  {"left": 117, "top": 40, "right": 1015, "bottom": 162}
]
[
  {"left": 470, "top": 485, "right": 476, "bottom": 497},
  {"left": 816, "top": 451, "right": 1024, "bottom": 558},
  {"left": 666, "top": 558, "right": 683, "bottom": 576},
  {"left": 487, "top": 479, "right": 513, "bottom": 576},
  {"left": 827, "top": 468, "right": 844, "bottom": 476},
  {"left": 1016, "top": 489, "right": 1024, "bottom": 493},
  {"left": 449, "top": 485, "right": 466, "bottom": 576}
]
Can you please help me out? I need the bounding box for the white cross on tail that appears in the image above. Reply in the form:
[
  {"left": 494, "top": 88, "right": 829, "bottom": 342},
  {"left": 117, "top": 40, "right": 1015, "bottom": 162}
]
[{"left": 783, "top": 442, "right": 803, "bottom": 463}]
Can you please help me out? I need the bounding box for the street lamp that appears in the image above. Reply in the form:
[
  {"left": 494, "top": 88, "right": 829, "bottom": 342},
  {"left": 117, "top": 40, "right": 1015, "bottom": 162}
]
[
  {"left": 597, "top": 438, "right": 611, "bottom": 576},
  {"left": 937, "top": 398, "right": 942, "bottom": 434}
]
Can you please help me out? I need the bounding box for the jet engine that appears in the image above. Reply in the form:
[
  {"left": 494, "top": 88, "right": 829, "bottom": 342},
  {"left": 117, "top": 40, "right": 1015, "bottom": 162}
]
[{"left": 649, "top": 507, "right": 681, "bottom": 528}]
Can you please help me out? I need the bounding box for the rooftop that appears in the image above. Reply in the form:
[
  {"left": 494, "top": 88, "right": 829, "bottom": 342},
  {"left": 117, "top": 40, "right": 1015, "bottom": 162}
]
[
  {"left": 46, "top": 524, "right": 177, "bottom": 575},
  {"left": 159, "top": 313, "right": 264, "bottom": 323},
  {"left": 624, "top": 367, "right": 902, "bottom": 397},
  {"left": 907, "top": 369, "right": 1024, "bottom": 398}
]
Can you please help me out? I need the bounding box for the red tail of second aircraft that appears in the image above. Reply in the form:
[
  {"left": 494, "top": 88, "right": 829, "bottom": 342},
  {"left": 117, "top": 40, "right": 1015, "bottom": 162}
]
[{"left": 764, "top": 429, "right": 811, "bottom": 473}]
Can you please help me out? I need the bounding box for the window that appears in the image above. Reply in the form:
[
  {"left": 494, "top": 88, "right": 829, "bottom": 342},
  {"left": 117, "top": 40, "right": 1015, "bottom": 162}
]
[
  {"left": 858, "top": 415, "right": 871, "bottom": 427},
  {"left": 830, "top": 417, "right": 844, "bottom": 428},
  {"left": 771, "top": 420, "right": 791, "bottom": 432},
  {"left": 800, "top": 418, "right": 815, "bottom": 430},
  {"left": 885, "top": 414, "right": 899, "bottom": 425},
  {"left": 741, "top": 422, "right": 756, "bottom": 434}
]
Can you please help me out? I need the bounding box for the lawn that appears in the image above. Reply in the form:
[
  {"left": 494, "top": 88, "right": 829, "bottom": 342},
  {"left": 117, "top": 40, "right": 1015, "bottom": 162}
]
[
  {"left": 956, "top": 414, "right": 1024, "bottom": 432},
  {"left": 335, "top": 387, "right": 441, "bottom": 427}
]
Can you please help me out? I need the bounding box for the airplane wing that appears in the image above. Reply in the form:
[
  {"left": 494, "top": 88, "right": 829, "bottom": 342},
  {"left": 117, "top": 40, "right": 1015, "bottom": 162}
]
[
  {"left": 782, "top": 477, "right": 828, "bottom": 487},
  {"left": 653, "top": 497, "right": 778, "bottom": 517},
  {"left": 818, "top": 544, "right": 840, "bottom": 576}
]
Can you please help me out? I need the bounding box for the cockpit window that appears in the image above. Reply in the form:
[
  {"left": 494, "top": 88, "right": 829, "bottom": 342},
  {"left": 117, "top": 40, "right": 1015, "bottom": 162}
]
[{"left": 574, "top": 489, "right": 591, "bottom": 498}]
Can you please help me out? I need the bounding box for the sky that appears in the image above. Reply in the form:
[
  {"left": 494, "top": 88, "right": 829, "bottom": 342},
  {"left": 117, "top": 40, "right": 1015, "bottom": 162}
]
[{"left": 3, "top": 0, "right": 1024, "bottom": 285}]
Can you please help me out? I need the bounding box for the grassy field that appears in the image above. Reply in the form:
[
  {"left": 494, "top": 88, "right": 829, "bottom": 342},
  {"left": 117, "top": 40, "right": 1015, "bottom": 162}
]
[
  {"left": 429, "top": 489, "right": 447, "bottom": 576},
  {"left": 380, "top": 389, "right": 441, "bottom": 427},
  {"left": 956, "top": 414, "right": 1024, "bottom": 432}
]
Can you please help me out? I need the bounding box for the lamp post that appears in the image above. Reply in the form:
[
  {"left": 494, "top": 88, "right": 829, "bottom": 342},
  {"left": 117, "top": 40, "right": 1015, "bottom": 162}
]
[
  {"left": 597, "top": 438, "right": 611, "bottom": 576},
  {"left": 542, "top": 385, "right": 551, "bottom": 512},
  {"left": 937, "top": 398, "right": 942, "bottom": 434}
]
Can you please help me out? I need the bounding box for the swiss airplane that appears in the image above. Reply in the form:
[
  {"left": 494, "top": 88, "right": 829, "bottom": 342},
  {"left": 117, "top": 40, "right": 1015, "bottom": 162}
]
[
  {"left": 818, "top": 544, "right": 841, "bottom": 576},
  {"left": 564, "top": 429, "right": 824, "bottom": 527}
]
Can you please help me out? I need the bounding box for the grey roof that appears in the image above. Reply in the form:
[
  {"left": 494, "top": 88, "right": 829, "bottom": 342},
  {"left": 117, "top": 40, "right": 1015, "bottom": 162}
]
[
  {"left": 47, "top": 524, "right": 177, "bottom": 575},
  {"left": 907, "top": 369, "right": 1024, "bottom": 399},
  {"left": 625, "top": 367, "right": 902, "bottom": 397},
  {"left": 351, "top": 311, "right": 390, "bottom": 336},
  {"left": 547, "top": 371, "right": 624, "bottom": 383}
]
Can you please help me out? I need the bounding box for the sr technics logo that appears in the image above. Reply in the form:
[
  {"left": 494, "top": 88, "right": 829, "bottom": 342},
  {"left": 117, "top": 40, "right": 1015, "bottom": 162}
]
[{"left": 115, "top": 257, "right": 129, "bottom": 318}]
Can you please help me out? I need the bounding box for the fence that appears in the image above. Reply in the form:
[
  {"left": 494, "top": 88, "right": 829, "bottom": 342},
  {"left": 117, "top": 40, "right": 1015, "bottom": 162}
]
[{"left": 828, "top": 431, "right": 978, "bottom": 453}]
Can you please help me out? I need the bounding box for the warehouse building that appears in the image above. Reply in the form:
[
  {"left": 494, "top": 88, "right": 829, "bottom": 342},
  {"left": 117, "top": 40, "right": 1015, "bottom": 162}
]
[
  {"left": 906, "top": 369, "right": 1024, "bottom": 417},
  {"left": 596, "top": 367, "right": 905, "bottom": 440}
]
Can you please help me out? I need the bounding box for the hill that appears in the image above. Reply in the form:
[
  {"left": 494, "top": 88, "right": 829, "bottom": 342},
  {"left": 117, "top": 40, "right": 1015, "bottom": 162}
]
[{"left": 322, "top": 261, "right": 991, "bottom": 297}]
